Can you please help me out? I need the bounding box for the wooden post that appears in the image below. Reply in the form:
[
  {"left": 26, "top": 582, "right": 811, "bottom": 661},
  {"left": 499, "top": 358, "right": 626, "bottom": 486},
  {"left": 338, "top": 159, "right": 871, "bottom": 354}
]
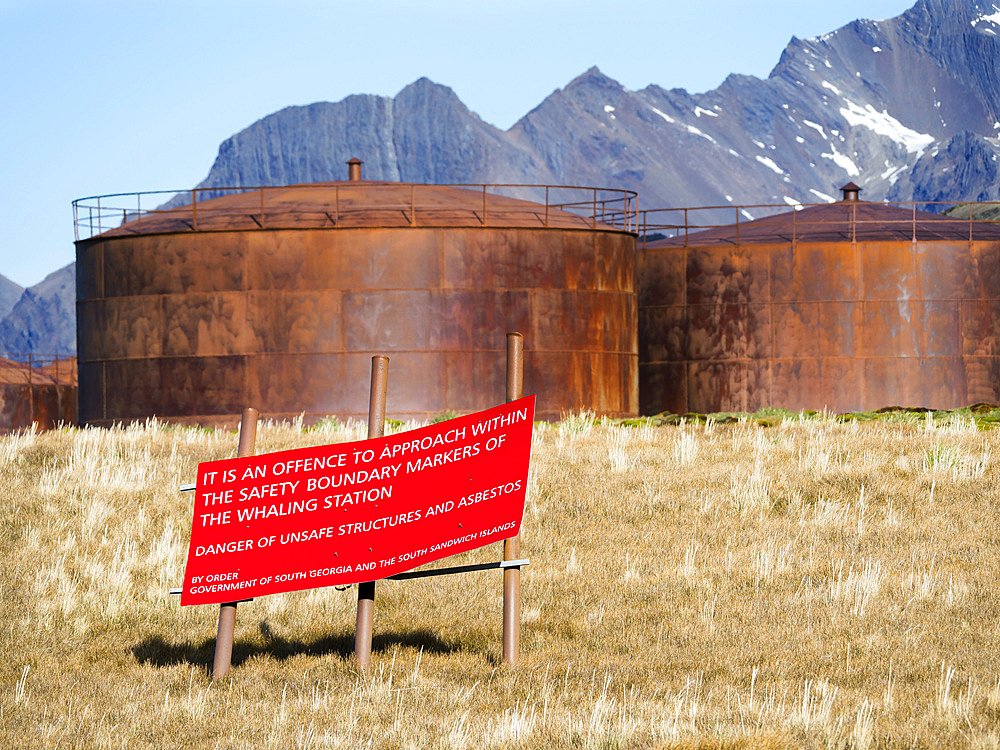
[
  {"left": 356, "top": 355, "right": 389, "bottom": 670},
  {"left": 503, "top": 332, "right": 524, "bottom": 665},
  {"left": 211, "top": 407, "right": 259, "bottom": 680}
]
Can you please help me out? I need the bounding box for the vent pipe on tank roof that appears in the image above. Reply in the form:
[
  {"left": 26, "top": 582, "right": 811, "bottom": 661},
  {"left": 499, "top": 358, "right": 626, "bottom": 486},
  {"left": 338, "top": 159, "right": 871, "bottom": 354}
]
[
  {"left": 347, "top": 158, "right": 363, "bottom": 181},
  {"left": 840, "top": 181, "right": 862, "bottom": 202}
]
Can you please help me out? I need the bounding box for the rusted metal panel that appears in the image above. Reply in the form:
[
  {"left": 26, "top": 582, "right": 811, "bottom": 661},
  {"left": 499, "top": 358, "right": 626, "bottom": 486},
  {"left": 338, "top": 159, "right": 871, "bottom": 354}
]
[
  {"left": 443, "top": 351, "right": 507, "bottom": 412},
  {"left": 95, "top": 233, "right": 246, "bottom": 296},
  {"left": 638, "top": 245, "right": 685, "bottom": 308},
  {"left": 77, "top": 362, "right": 104, "bottom": 421},
  {"left": 685, "top": 303, "right": 771, "bottom": 361},
  {"left": 770, "top": 359, "right": 821, "bottom": 411},
  {"left": 964, "top": 356, "right": 1000, "bottom": 404},
  {"left": 770, "top": 302, "right": 817, "bottom": 360},
  {"left": 916, "top": 241, "right": 979, "bottom": 300},
  {"left": 818, "top": 302, "right": 862, "bottom": 358},
  {"left": 770, "top": 242, "right": 860, "bottom": 302},
  {"left": 639, "top": 362, "right": 687, "bottom": 416},
  {"left": 639, "top": 306, "right": 687, "bottom": 363},
  {"left": 0, "top": 356, "right": 78, "bottom": 432},
  {"left": 686, "top": 245, "right": 769, "bottom": 306},
  {"left": 915, "top": 302, "right": 962, "bottom": 358},
  {"left": 0, "top": 384, "right": 77, "bottom": 432},
  {"left": 75, "top": 244, "right": 103, "bottom": 299},
  {"left": 0, "top": 385, "right": 36, "bottom": 429},
  {"left": 686, "top": 360, "right": 769, "bottom": 414},
  {"left": 962, "top": 298, "right": 1000, "bottom": 357},
  {"left": 428, "top": 290, "right": 533, "bottom": 351},
  {"left": 246, "top": 290, "right": 342, "bottom": 354},
  {"left": 818, "top": 359, "right": 864, "bottom": 412},
  {"left": 249, "top": 354, "right": 342, "bottom": 414}
]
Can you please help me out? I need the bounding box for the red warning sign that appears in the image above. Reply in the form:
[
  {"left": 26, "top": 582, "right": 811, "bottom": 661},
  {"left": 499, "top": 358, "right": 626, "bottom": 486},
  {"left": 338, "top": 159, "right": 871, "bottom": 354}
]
[{"left": 181, "top": 396, "right": 535, "bottom": 605}]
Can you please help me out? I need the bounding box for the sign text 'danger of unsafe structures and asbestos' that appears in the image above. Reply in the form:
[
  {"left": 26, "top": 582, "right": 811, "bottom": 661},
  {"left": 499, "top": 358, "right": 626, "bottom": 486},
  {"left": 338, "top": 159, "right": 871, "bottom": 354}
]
[{"left": 181, "top": 396, "right": 535, "bottom": 606}]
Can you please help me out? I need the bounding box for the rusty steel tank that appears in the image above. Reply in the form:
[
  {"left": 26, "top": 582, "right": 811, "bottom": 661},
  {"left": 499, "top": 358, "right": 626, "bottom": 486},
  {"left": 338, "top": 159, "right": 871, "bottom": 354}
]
[
  {"left": 639, "top": 183, "right": 1000, "bottom": 414},
  {"left": 0, "top": 355, "right": 77, "bottom": 432},
  {"left": 74, "top": 162, "right": 638, "bottom": 425}
]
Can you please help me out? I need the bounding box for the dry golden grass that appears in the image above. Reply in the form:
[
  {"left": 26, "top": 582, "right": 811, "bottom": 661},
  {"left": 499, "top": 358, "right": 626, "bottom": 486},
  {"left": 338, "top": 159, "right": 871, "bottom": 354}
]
[{"left": 2, "top": 412, "right": 1000, "bottom": 748}]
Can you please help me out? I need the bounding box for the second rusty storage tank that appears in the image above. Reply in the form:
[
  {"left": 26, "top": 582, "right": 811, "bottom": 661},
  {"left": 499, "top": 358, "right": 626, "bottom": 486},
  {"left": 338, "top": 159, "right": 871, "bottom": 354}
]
[
  {"left": 75, "top": 164, "right": 638, "bottom": 425},
  {"left": 640, "top": 184, "right": 1000, "bottom": 414}
]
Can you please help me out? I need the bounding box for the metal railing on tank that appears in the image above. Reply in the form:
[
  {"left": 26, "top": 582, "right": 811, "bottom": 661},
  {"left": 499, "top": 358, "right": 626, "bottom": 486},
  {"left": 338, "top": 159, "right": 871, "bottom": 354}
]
[
  {"left": 73, "top": 183, "right": 639, "bottom": 240},
  {"left": 0, "top": 353, "right": 77, "bottom": 385},
  {"left": 637, "top": 199, "right": 1000, "bottom": 247}
]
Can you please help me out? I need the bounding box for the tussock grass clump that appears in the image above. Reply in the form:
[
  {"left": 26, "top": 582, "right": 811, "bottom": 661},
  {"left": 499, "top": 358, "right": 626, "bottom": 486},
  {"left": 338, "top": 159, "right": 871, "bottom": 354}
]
[{"left": 2, "top": 413, "right": 999, "bottom": 747}]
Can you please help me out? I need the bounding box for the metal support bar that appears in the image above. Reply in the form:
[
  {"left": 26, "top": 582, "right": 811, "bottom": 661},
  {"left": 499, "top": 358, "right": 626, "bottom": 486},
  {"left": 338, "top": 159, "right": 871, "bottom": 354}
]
[
  {"left": 355, "top": 355, "right": 388, "bottom": 670},
  {"left": 503, "top": 332, "right": 524, "bottom": 666},
  {"left": 387, "top": 559, "right": 529, "bottom": 581},
  {"left": 211, "top": 407, "right": 258, "bottom": 681},
  {"left": 169, "top": 587, "right": 251, "bottom": 601}
]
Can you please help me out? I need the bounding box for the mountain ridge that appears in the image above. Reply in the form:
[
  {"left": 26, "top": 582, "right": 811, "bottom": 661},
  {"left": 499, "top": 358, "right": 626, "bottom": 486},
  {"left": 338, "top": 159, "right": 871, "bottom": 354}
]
[
  {"left": 0, "top": 263, "right": 76, "bottom": 358},
  {"left": 172, "top": 0, "right": 1000, "bottom": 216},
  {"left": 11, "top": 0, "right": 1000, "bottom": 356}
]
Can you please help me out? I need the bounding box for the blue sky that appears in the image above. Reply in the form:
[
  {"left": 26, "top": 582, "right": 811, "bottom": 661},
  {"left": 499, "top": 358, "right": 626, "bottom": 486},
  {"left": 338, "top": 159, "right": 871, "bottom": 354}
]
[{"left": 1, "top": 0, "right": 911, "bottom": 288}]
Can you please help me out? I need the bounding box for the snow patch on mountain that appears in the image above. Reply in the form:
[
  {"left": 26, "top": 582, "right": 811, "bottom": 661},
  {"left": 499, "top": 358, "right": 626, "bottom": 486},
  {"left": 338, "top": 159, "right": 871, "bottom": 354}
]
[
  {"left": 802, "top": 120, "right": 827, "bottom": 139},
  {"left": 684, "top": 123, "right": 717, "bottom": 144},
  {"left": 809, "top": 189, "right": 835, "bottom": 202},
  {"left": 971, "top": 5, "right": 1000, "bottom": 27},
  {"left": 650, "top": 107, "right": 674, "bottom": 124},
  {"left": 756, "top": 155, "right": 785, "bottom": 175},
  {"left": 822, "top": 144, "right": 860, "bottom": 176},
  {"left": 839, "top": 100, "right": 934, "bottom": 154}
]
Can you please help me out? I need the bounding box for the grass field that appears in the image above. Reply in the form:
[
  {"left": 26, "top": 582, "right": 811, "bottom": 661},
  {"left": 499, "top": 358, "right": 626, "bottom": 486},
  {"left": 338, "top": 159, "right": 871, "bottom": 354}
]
[{"left": 2, "top": 410, "right": 1000, "bottom": 748}]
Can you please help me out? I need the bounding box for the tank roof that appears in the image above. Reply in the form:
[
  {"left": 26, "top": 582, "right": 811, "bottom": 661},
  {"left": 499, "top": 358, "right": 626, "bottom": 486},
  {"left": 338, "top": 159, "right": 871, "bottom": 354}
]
[
  {"left": 646, "top": 199, "right": 1000, "bottom": 247},
  {"left": 0, "top": 357, "right": 60, "bottom": 385},
  {"left": 76, "top": 181, "right": 637, "bottom": 240}
]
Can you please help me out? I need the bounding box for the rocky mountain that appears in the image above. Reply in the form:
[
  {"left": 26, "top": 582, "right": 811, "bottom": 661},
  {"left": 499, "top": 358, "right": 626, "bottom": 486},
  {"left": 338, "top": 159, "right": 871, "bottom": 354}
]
[
  {"left": 889, "top": 129, "right": 1000, "bottom": 207},
  {"left": 0, "top": 274, "right": 23, "bottom": 322},
  {"left": 9, "top": 0, "right": 1000, "bottom": 356},
  {"left": 177, "top": 0, "right": 1000, "bottom": 213},
  {"left": 0, "top": 263, "right": 76, "bottom": 358}
]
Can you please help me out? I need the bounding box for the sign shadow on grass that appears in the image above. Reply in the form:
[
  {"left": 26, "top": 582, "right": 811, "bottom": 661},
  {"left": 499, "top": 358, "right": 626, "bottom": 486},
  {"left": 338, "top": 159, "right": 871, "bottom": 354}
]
[{"left": 131, "top": 620, "right": 461, "bottom": 675}]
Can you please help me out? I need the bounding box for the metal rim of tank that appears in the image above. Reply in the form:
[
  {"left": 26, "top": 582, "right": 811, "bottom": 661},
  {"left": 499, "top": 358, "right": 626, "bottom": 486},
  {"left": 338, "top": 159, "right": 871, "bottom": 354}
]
[
  {"left": 636, "top": 186, "right": 1000, "bottom": 246},
  {"left": 73, "top": 182, "right": 640, "bottom": 241}
]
